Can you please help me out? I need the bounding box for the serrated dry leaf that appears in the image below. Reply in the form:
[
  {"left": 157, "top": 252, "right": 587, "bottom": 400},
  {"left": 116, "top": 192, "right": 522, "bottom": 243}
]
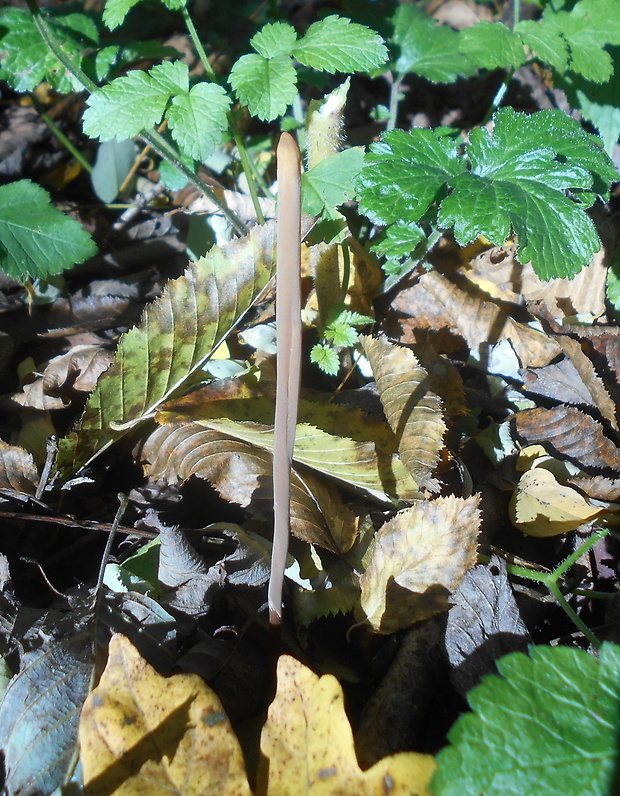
[
  {"left": 80, "top": 634, "right": 252, "bottom": 796},
  {"left": 0, "top": 440, "right": 38, "bottom": 496},
  {"left": 142, "top": 421, "right": 358, "bottom": 553},
  {"left": 464, "top": 242, "right": 608, "bottom": 318},
  {"left": 359, "top": 496, "right": 481, "bottom": 634},
  {"left": 13, "top": 345, "right": 114, "bottom": 410},
  {"left": 509, "top": 466, "right": 606, "bottom": 536},
  {"left": 421, "top": 270, "right": 561, "bottom": 368},
  {"left": 56, "top": 221, "right": 281, "bottom": 474},
  {"left": 361, "top": 335, "right": 446, "bottom": 492},
  {"left": 256, "top": 654, "right": 435, "bottom": 796},
  {"left": 513, "top": 406, "right": 620, "bottom": 472}
]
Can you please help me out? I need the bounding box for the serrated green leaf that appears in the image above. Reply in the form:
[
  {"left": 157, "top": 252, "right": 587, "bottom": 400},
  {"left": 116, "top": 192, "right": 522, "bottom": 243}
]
[
  {"left": 357, "top": 129, "right": 465, "bottom": 225},
  {"left": 544, "top": 0, "right": 620, "bottom": 83},
  {"left": 251, "top": 21, "right": 298, "bottom": 59},
  {"left": 374, "top": 222, "right": 425, "bottom": 261},
  {"left": 432, "top": 644, "right": 620, "bottom": 796},
  {"left": 302, "top": 147, "right": 364, "bottom": 217},
  {"left": 0, "top": 7, "right": 98, "bottom": 93},
  {"left": 310, "top": 343, "right": 340, "bottom": 375},
  {"left": 515, "top": 18, "right": 569, "bottom": 73},
  {"left": 102, "top": 0, "right": 141, "bottom": 30},
  {"left": 55, "top": 222, "right": 278, "bottom": 474},
  {"left": 229, "top": 53, "right": 297, "bottom": 121},
  {"left": 392, "top": 4, "right": 476, "bottom": 82},
  {"left": 0, "top": 180, "right": 97, "bottom": 280},
  {"left": 324, "top": 322, "right": 359, "bottom": 348},
  {"left": 83, "top": 61, "right": 189, "bottom": 141},
  {"left": 458, "top": 21, "right": 525, "bottom": 71},
  {"left": 167, "top": 82, "right": 231, "bottom": 162},
  {"left": 293, "top": 15, "right": 388, "bottom": 74},
  {"left": 358, "top": 108, "right": 616, "bottom": 281}
]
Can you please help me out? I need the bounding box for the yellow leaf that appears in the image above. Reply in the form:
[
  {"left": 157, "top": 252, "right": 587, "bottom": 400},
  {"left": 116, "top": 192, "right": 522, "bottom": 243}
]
[
  {"left": 361, "top": 335, "right": 446, "bottom": 492},
  {"left": 359, "top": 496, "right": 481, "bottom": 634},
  {"left": 80, "top": 634, "right": 252, "bottom": 796},
  {"left": 257, "top": 655, "right": 435, "bottom": 796},
  {"left": 510, "top": 467, "right": 605, "bottom": 537}
]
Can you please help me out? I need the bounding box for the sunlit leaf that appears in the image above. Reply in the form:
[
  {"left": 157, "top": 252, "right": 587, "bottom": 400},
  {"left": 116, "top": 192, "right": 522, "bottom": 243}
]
[
  {"left": 359, "top": 496, "right": 480, "bottom": 634},
  {"left": 80, "top": 634, "right": 252, "bottom": 796},
  {"left": 256, "top": 654, "right": 435, "bottom": 795}
]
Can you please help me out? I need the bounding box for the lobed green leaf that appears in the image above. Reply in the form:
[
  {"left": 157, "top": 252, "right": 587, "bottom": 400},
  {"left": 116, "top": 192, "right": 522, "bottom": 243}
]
[
  {"left": 293, "top": 15, "right": 388, "bottom": 74},
  {"left": 0, "top": 181, "right": 97, "bottom": 281},
  {"left": 432, "top": 643, "right": 620, "bottom": 795},
  {"left": 229, "top": 53, "right": 297, "bottom": 121},
  {"left": 251, "top": 21, "right": 297, "bottom": 59},
  {"left": 102, "top": 0, "right": 141, "bottom": 30},
  {"left": 167, "top": 82, "right": 231, "bottom": 162},
  {"left": 457, "top": 21, "right": 525, "bottom": 71},
  {"left": 302, "top": 147, "right": 364, "bottom": 217}
]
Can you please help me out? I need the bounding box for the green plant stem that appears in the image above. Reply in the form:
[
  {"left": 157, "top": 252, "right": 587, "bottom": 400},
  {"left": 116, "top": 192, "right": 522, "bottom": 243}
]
[
  {"left": 387, "top": 73, "right": 403, "bottom": 132},
  {"left": 181, "top": 4, "right": 265, "bottom": 223},
  {"left": 181, "top": 5, "right": 216, "bottom": 79},
  {"left": 507, "top": 527, "right": 610, "bottom": 649},
  {"left": 26, "top": 0, "right": 248, "bottom": 236},
  {"left": 481, "top": 0, "right": 521, "bottom": 125},
  {"left": 30, "top": 94, "right": 93, "bottom": 173}
]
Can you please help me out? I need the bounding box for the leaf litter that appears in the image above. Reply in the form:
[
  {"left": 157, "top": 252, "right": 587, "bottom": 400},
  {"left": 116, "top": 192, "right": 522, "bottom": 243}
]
[{"left": 3, "top": 1, "right": 620, "bottom": 795}]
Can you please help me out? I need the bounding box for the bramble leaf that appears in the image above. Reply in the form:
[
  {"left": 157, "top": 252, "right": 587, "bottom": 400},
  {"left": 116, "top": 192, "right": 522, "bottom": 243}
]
[
  {"left": 310, "top": 343, "right": 340, "bottom": 376},
  {"left": 102, "top": 0, "right": 141, "bottom": 30},
  {"left": 0, "top": 7, "right": 99, "bottom": 93},
  {"left": 432, "top": 644, "right": 620, "bottom": 796},
  {"left": 358, "top": 108, "right": 617, "bottom": 280},
  {"left": 167, "top": 82, "right": 231, "bottom": 162},
  {"left": 458, "top": 21, "right": 525, "bottom": 71},
  {"left": 251, "top": 20, "right": 297, "bottom": 59},
  {"left": 83, "top": 60, "right": 189, "bottom": 140},
  {"left": 229, "top": 53, "right": 297, "bottom": 121},
  {"left": 392, "top": 4, "right": 475, "bottom": 82},
  {"left": 515, "top": 18, "right": 569, "bottom": 73},
  {"left": 293, "top": 15, "right": 388, "bottom": 74},
  {"left": 302, "top": 146, "right": 364, "bottom": 217},
  {"left": 0, "top": 180, "right": 97, "bottom": 280}
]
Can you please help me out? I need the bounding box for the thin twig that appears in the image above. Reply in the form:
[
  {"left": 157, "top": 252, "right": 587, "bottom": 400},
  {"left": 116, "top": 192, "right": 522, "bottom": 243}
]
[{"left": 269, "top": 132, "right": 302, "bottom": 627}]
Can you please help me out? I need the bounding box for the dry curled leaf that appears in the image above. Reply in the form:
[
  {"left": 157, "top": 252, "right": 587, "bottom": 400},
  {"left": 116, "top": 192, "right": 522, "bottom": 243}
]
[
  {"left": 79, "top": 634, "right": 252, "bottom": 796},
  {"left": 509, "top": 466, "right": 606, "bottom": 537},
  {"left": 421, "top": 270, "right": 561, "bottom": 368},
  {"left": 361, "top": 335, "right": 446, "bottom": 492},
  {"left": 0, "top": 440, "right": 38, "bottom": 496},
  {"left": 256, "top": 654, "right": 435, "bottom": 796},
  {"left": 359, "top": 495, "right": 481, "bottom": 634},
  {"left": 513, "top": 406, "right": 620, "bottom": 472}
]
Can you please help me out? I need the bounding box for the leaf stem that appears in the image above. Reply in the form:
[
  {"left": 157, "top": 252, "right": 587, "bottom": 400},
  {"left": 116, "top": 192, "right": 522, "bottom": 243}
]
[
  {"left": 269, "top": 132, "right": 302, "bottom": 627},
  {"left": 26, "top": 0, "right": 248, "bottom": 236},
  {"left": 387, "top": 73, "right": 403, "bottom": 132},
  {"left": 29, "top": 93, "right": 93, "bottom": 173},
  {"left": 481, "top": 0, "right": 520, "bottom": 124}
]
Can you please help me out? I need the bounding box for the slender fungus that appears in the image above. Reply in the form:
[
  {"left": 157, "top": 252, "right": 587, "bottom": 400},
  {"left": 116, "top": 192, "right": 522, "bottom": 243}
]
[{"left": 269, "top": 132, "right": 302, "bottom": 627}]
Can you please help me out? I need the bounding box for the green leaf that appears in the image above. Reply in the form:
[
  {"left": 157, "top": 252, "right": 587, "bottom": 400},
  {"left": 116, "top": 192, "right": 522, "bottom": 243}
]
[
  {"left": 432, "top": 644, "right": 620, "bottom": 796},
  {"left": 311, "top": 343, "right": 340, "bottom": 376},
  {"left": 102, "top": 0, "right": 141, "bottom": 30},
  {"left": 56, "top": 222, "right": 279, "bottom": 474},
  {"left": 515, "top": 19, "right": 569, "bottom": 73},
  {"left": 358, "top": 108, "right": 616, "bottom": 281},
  {"left": 229, "top": 53, "right": 297, "bottom": 121},
  {"left": 0, "top": 180, "right": 97, "bottom": 280},
  {"left": 0, "top": 7, "right": 99, "bottom": 93},
  {"left": 543, "top": 0, "right": 620, "bottom": 83},
  {"left": 83, "top": 61, "right": 188, "bottom": 141},
  {"left": 392, "top": 4, "right": 476, "bottom": 82},
  {"left": 90, "top": 139, "right": 137, "bottom": 203},
  {"left": 458, "top": 21, "right": 525, "bottom": 71},
  {"left": 293, "top": 15, "right": 388, "bottom": 73},
  {"left": 167, "top": 82, "right": 231, "bottom": 162},
  {"left": 251, "top": 21, "right": 298, "bottom": 59},
  {"left": 357, "top": 129, "right": 465, "bottom": 225},
  {"left": 374, "top": 223, "right": 425, "bottom": 262},
  {"left": 302, "top": 147, "right": 364, "bottom": 217}
]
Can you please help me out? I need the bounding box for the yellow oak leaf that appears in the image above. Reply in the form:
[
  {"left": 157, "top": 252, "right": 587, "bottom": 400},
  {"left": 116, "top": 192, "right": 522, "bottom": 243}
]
[
  {"left": 79, "top": 634, "right": 252, "bottom": 796},
  {"left": 510, "top": 467, "right": 606, "bottom": 537},
  {"left": 359, "top": 495, "right": 481, "bottom": 634},
  {"left": 256, "top": 654, "right": 435, "bottom": 796}
]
